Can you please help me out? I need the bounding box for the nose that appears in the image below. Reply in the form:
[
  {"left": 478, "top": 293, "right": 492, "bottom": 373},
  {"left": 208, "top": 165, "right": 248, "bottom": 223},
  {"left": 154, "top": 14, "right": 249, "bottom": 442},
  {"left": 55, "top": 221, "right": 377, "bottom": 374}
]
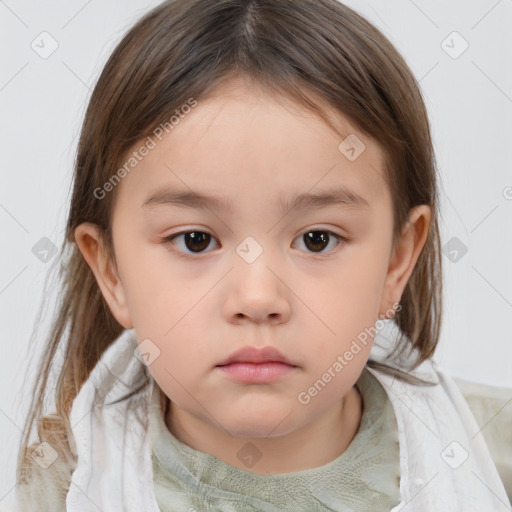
[{"left": 223, "top": 254, "right": 291, "bottom": 325}]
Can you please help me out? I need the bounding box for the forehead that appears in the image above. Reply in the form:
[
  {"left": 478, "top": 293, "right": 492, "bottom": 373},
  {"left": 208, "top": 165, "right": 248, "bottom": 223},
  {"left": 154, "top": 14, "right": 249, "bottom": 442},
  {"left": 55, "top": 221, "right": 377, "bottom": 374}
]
[{"left": 114, "top": 80, "right": 390, "bottom": 214}]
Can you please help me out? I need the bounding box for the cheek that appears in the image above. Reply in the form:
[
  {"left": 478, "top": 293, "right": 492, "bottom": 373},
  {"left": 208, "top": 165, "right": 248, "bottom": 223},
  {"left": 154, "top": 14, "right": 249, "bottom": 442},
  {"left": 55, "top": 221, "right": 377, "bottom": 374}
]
[
  {"left": 309, "top": 252, "right": 387, "bottom": 333},
  {"left": 116, "top": 236, "right": 192, "bottom": 328},
  {"left": 115, "top": 235, "right": 218, "bottom": 373},
  {"left": 135, "top": 317, "right": 213, "bottom": 409},
  {"left": 300, "top": 250, "right": 388, "bottom": 376}
]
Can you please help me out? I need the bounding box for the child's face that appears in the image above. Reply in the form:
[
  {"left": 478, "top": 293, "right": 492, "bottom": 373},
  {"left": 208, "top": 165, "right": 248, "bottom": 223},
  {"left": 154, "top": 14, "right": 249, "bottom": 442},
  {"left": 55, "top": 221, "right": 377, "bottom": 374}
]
[{"left": 77, "top": 77, "right": 429, "bottom": 442}]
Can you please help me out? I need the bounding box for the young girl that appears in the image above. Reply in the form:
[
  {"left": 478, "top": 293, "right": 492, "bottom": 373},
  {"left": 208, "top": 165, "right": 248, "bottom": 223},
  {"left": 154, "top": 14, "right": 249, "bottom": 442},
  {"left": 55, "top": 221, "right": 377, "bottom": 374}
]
[{"left": 15, "top": 0, "right": 512, "bottom": 510}]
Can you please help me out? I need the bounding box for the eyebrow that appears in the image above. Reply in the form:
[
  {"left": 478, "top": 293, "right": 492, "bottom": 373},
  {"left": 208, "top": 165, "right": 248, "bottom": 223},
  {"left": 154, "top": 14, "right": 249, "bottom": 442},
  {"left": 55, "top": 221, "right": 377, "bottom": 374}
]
[{"left": 141, "top": 186, "right": 370, "bottom": 215}]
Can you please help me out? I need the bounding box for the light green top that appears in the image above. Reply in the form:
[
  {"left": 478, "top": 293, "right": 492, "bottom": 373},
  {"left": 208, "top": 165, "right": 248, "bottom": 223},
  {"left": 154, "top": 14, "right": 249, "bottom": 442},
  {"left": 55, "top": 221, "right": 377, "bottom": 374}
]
[
  {"left": 150, "top": 367, "right": 402, "bottom": 512},
  {"left": 150, "top": 368, "right": 512, "bottom": 511}
]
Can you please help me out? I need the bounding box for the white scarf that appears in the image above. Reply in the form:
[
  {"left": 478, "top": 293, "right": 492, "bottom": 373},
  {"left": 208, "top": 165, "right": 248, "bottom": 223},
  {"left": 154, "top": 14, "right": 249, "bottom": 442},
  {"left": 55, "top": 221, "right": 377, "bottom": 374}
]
[{"left": 65, "top": 324, "right": 509, "bottom": 511}]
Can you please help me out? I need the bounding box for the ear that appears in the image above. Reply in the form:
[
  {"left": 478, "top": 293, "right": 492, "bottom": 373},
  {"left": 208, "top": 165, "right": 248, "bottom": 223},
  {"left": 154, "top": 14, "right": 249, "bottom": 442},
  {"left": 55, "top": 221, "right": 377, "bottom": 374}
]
[
  {"left": 74, "top": 222, "right": 133, "bottom": 329},
  {"left": 378, "top": 205, "right": 431, "bottom": 318}
]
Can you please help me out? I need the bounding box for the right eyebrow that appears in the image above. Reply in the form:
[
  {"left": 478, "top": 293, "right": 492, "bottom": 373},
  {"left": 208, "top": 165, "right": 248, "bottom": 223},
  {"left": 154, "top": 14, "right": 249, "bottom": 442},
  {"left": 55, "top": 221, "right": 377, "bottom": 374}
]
[{"left": 141, "top": 188, "right": 236, "bottom": 213}]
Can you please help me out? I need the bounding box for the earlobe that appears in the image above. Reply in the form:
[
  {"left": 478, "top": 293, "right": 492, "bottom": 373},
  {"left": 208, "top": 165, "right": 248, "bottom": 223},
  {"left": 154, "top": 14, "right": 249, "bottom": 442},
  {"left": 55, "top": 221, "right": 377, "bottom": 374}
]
[
  {"left": 378, "top": 205, "right": 431, "bottom": 317},
  {"left": 74, "top": 222, "right": 133, "bottom": 329}
]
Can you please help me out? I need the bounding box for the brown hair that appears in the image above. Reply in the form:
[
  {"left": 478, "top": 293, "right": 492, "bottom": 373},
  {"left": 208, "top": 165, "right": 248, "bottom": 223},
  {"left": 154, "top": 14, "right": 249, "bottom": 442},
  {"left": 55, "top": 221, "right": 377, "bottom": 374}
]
[{"left": 16, "top": 0, "right": 442, "bottom": 498}]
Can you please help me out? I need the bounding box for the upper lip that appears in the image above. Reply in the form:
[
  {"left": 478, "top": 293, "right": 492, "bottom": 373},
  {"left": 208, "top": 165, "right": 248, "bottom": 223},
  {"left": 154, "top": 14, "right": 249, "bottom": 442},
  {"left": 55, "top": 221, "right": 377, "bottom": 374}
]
[{"left": 216, "top": 346, "right": 296, "bottom": 366}]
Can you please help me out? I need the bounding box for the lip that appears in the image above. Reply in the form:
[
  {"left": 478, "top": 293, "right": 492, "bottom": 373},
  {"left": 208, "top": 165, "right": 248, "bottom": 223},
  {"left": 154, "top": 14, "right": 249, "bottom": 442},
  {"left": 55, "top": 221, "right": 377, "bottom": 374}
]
[
  {"left": 215, "top": 346, "right": 297, "bottom": 384},
  {"left": 216, "top": 346, "right": 295, "bottom": 366},
  {"left": 216, "top": 362, "right": 296, "bottom": 383}
]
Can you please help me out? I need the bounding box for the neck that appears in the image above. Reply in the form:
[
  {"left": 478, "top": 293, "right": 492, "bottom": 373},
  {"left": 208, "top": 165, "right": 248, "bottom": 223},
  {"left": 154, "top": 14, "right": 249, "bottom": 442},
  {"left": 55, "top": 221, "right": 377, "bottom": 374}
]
[{"left": 164, "top": 385, "right": 363, "bottom": 475}]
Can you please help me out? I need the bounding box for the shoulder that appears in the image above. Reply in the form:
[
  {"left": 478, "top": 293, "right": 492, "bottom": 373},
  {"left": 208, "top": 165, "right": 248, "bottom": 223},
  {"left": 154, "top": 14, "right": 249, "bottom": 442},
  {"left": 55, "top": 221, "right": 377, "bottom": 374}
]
[
  {"left": 452, "top": 376, "right": 512, "bottom": 503},
  {"left": 15, "top": 416, "right": 76, "bottom": 512}
]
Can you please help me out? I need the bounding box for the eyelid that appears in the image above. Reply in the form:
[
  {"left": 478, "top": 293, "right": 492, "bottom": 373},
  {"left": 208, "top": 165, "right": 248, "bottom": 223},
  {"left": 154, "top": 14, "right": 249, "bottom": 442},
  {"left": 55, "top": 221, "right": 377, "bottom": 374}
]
[
  {"left": 296, "top": 225, "right": 347, "bottom": 238},
  {"left": 293, "top": 227, "right": 347, "bottom": 257},
  {"left": 160, "top": 229, "right": 219, "bottom": 258},
  {"left": 160, "top": 226, "right": 348, "bottom": 257}
]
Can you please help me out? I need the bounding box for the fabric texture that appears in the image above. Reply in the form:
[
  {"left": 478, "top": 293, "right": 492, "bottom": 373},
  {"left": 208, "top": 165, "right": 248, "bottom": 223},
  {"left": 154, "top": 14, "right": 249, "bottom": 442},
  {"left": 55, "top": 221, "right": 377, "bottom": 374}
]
[
  {"left": 14, "top": 322, "right": 512, "bottom": 511},
  {"left": 151, "top": 366, "right": 401, "bottom": 512},
  {"left": 451, "top": 374, "right": 512, "bottom": 503}
]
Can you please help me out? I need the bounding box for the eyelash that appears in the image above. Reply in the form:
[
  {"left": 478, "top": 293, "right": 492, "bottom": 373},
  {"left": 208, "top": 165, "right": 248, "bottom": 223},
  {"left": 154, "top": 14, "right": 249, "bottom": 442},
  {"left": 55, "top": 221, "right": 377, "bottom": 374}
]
[{"left": 159, "top": 228, "right": 348, "bottom": 258}]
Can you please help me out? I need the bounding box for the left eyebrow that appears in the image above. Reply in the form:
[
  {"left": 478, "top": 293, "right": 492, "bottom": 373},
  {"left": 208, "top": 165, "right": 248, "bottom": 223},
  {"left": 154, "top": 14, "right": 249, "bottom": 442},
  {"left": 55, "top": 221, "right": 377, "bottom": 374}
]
[
  {"left": 280, "top": 187, "right": 371, "bottom": 214},
  {"left": 141, "top": 185, "right": 371, "bottom": 214}
]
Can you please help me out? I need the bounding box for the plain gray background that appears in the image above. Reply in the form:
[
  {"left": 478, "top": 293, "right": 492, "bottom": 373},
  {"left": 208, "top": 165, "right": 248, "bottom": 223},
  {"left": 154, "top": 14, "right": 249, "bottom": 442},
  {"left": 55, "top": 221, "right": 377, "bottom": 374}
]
[{"left": 1, "top": 0, "right": 511, "bottom": 509}]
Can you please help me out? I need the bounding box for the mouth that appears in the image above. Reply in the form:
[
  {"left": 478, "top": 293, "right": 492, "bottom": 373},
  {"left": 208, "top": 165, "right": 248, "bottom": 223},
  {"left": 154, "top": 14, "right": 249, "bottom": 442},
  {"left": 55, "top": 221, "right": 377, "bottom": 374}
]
[
  {"left": 216, "top": 361, "right": 297, "bottom": 383},
  {"left": 216, "top": 345, "right": 295, "bottom": 366},
  {"left": 215, "top": 346, "right": 298, "bottom": 383}
]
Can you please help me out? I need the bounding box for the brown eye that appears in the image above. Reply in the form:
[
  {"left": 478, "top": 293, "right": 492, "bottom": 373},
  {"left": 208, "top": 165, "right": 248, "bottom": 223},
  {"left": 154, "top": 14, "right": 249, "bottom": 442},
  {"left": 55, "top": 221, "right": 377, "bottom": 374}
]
[
  {"left": 183, "top": 232, "right": 211, "bottom": 252},
  {"left": 304, "top": 231, "right": 329, "bottom": 252},
  {"left": 295, "top": 230, "right": 344, "bottom": 254},
  {"left": 162, "top": 231, "right": 217, "bottom": 254}
]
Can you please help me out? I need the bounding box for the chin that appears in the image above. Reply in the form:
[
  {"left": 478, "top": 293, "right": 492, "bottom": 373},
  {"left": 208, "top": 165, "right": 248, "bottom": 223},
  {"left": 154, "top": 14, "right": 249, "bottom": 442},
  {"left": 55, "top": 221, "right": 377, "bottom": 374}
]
[{"left": 220, "top": 410, "right": 299, "bottom": 439}]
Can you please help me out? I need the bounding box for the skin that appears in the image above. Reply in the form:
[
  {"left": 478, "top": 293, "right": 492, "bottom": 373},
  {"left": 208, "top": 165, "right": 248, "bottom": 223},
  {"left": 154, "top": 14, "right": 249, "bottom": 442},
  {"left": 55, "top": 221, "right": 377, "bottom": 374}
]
[{"left": 75, "top": 76, "right": 431, "bottom": 475}]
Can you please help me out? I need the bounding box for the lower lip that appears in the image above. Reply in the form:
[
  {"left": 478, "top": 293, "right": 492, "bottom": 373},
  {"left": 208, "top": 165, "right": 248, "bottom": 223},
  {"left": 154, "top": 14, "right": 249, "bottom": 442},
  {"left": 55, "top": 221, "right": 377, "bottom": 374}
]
[{"left": 216, "top": 362, "right": 296, "bottom": 383}]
